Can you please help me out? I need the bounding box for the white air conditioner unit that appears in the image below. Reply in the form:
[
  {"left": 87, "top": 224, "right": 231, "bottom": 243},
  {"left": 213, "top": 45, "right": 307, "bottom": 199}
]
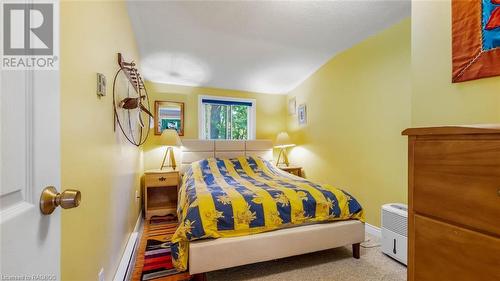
[{"left": 381, "top": 203, "right": 408, "bottom": 265}]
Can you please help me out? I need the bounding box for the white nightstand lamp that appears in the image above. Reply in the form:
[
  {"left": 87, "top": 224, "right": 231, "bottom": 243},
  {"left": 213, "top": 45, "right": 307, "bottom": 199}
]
[
  {"left": 160, "top": 129, "right": 182, "bottom": 170},
  {"left": 275, "top": 132, "right": 295, "bottom": 167}
]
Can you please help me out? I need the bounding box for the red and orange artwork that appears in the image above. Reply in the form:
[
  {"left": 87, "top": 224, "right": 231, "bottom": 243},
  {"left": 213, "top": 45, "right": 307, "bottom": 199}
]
[
  {"left": 485, "top": 0, "right": 500, "bottom": 30},
  {"left": 452, "top": 0, "right": 500, "bottom": 82}
]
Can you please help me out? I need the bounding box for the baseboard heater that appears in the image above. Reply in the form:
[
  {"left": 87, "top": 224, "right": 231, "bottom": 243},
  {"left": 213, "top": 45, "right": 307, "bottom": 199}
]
[{"left": 113, "top": 231, "right": 139, "bottom": 281}]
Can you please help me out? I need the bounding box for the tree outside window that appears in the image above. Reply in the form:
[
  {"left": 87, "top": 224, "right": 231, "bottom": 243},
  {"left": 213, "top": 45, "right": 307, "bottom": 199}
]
[{"left": 200, "top": 97, "right": 254, "bottom": 140}]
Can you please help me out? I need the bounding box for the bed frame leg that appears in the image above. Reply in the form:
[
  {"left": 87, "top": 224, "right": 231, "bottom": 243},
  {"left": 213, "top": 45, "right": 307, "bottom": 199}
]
[
  {"left": 352, "top": 243, "right": 360, "bottom": 259},
  {"left": 192, "top": 273, "right": 207, "bottom": 281}
]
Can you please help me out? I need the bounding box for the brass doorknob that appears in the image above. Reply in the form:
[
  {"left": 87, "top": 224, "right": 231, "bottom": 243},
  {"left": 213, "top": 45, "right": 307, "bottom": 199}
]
[{"left": 40, "top": 186, "right": 81, "bottom": 215}]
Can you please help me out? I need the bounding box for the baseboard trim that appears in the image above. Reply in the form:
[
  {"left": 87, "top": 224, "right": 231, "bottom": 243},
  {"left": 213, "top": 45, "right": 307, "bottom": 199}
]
[
  {"left": 365, "top": 223, "right": 381, "bottom": 238},
  {"left": 113, "top": 211, "right": 143, "bottom": 281},
  {"left": 133, "top": 210, "right": 144, "bottom": 234}
]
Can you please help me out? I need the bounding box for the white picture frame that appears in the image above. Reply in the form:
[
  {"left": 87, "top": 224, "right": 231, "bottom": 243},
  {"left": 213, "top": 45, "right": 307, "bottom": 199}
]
[{"left": 298, "top": 104, "right": 307, "bottom": 126}]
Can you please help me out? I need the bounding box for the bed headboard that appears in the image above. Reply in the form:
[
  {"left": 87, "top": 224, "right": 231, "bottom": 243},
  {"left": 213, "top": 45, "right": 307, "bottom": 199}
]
[{"left": 180, "top": 139, "right": 273, "bottom": 173}]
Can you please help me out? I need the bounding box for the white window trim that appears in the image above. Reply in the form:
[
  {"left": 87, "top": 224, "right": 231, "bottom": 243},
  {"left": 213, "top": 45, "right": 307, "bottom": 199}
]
[{"left": 198, "top": 95, "right": 256, "bottom": 140}]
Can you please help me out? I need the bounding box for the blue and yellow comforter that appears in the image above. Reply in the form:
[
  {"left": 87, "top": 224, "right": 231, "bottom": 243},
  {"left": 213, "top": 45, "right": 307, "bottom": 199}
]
[{"left": 171, "top": 156, "right": 364, "bottom": 271}]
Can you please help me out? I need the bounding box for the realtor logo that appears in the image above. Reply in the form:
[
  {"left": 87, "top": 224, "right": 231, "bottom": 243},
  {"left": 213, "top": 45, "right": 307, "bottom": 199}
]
[
  {"left": 1, "top": 1, "right": 58, "bottom": 69},
  {"left": 3, "top": 3, "right": 53, "bottom": 55}
]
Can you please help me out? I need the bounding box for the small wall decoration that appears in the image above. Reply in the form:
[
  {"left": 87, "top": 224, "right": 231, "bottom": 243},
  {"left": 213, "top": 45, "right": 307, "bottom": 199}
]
[
  {"left": 288, "top": 97, "right": 296, "bottom": 115},
  {"left": 298, "top": 104, "right": 307, "bottom": 126},
  {"left": 452, "top": 0, "right": 500, "bottom": 82},
  {"left": 96, "top": 73, "right": 106, "bottom": 97}
]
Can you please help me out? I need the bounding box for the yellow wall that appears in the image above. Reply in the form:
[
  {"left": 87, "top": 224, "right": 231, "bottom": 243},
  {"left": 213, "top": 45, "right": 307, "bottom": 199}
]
[
  {"left": 286, "top": 19, "right": 411, "bottom": 227},
  {"left": 412, "top": 0, "right": 500, "bottom": 126},
  {"left": 142, "top": 82, "right": 287, "bottom": 170},
  {"left": 61, "top": 1, "right": 142, "bottom": 280}
]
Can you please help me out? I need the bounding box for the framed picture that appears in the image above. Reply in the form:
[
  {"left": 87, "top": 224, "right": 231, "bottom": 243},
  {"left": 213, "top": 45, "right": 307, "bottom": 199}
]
[
  {"left": 154, "top": 101, "right": 185, "bottom": 135},
  {"left": 298, "top": 104, "right": 307, "bottom": 126},
  {"left": 288, "top": 97, "right": 296, "bottom": 115}
]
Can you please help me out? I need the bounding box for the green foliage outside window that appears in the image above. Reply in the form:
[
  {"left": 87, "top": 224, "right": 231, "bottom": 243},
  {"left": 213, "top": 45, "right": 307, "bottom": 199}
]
[{"left": 231, "top": 105, "right": 248, "bottom": 140}]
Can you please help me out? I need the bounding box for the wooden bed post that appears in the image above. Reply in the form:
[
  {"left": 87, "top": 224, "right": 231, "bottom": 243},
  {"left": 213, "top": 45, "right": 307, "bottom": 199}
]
[{"left": 352, "top": 243, "right": 360, "bottom": 259}]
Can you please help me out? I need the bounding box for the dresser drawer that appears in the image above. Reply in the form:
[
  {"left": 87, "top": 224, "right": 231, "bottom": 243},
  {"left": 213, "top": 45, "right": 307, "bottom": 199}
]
[
  {"left": 413, "top": 215, "right": 500, "bottom": 281},
  {"left": 145, "top": 173, "right": 179, "bottom": 187},
  {"left": 413, "top": 140, "right": 500, "bottom": 235}
]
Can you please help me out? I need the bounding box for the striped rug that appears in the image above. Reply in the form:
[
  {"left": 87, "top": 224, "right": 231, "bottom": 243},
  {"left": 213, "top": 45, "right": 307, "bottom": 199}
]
[{"left": 131, "top": 215, "right": 193, "bottom": 281}]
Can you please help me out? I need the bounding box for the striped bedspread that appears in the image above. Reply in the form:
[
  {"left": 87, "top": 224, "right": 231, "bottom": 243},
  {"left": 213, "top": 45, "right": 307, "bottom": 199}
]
[{"left": 171, "top": 156, "right": 364, "bottom": 271}]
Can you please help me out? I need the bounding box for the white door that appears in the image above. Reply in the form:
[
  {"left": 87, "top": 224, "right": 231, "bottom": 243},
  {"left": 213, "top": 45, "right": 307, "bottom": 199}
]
[{"left": 1, "top": 1, "right": 65, "bottom": 279}]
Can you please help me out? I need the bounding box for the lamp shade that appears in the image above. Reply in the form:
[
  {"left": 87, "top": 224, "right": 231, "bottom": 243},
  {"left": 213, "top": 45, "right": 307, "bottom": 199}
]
[
  {"left": 274, "top": 132, "right": 295, "bottom": 148},
  {"left": 160, "top": 129, "right": 182, "bottom": 147}
]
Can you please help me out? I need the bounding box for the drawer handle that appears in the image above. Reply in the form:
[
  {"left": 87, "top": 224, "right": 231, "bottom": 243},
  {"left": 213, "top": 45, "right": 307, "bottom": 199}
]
[
  {"left": 497, "top": 188, "right": 500, "bottom": 197},
  {"left": 159, "top": 177, "right": 166, "bottom": 181}
]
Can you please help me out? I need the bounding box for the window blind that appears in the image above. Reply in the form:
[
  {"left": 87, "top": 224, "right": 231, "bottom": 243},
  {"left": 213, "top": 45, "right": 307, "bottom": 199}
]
[{"left": 201, "top": 98, "right": 253, "bottom": 107}]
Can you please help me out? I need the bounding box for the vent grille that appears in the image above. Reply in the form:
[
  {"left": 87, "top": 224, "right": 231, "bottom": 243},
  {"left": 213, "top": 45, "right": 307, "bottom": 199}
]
[{"left": 382, "top": 209, "right": 407, "bottom": 237}]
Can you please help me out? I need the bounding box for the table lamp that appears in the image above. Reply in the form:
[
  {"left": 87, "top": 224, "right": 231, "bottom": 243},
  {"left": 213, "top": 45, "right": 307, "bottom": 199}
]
[
  {"left": 160, "top": 129, "right": 182, "bottom": 170},
  {"left": 274, "top": 132, "right": 295, "bottom": 167}
]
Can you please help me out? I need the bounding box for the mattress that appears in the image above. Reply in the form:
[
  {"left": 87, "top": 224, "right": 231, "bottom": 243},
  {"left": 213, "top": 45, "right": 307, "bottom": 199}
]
[{"left": 171, "top": 156, "right": 364, "bottom": 271}]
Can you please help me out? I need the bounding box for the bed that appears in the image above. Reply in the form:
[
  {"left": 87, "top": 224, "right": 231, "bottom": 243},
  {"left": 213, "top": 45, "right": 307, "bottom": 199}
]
[{"left": 171, "top": 140, "right": 365, "bottom": 274}]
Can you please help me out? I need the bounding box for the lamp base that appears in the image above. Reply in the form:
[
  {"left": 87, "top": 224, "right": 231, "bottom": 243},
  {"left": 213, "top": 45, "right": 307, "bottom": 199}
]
[
  {"left": 276, "top": 148, "right": 290, "bottom": 167},
  {"left": 160, "top": 146, "right": 177, "bottom": 170}
]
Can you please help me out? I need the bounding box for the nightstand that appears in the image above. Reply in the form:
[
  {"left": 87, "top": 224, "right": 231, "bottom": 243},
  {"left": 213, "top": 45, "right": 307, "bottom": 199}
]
[
  {"left": 144, "top": 169, "right": 180, "bottom": 220},
  {"left": 279, "top": 166, "right": 303, "bottom": 177}
]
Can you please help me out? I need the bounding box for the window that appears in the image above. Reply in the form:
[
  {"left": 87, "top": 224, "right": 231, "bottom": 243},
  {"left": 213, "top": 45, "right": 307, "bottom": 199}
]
[{"left": 199, "top": 96, "right": 256, "bottom": 140}]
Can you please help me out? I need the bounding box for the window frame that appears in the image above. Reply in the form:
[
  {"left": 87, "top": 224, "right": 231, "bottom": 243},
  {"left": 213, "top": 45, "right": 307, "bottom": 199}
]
[{"left": 198, "top": 95, "right": 256, "bottom": 140}]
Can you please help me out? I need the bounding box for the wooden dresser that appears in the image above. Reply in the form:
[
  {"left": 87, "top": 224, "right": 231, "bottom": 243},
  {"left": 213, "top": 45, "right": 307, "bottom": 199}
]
[{"left": 403, "top": 125, "right": 500, "bottom": 281}]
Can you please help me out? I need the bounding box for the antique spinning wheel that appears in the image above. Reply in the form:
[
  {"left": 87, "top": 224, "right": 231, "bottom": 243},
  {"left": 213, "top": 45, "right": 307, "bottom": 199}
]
[{"left": 113, "top": 53, "right": 152, "bottom": 146}]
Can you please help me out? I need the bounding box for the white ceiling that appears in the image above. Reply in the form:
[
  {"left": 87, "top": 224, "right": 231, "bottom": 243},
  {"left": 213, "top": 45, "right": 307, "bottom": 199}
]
[{"left": 127, "top": 0, "right": 410, "bottom": 95}]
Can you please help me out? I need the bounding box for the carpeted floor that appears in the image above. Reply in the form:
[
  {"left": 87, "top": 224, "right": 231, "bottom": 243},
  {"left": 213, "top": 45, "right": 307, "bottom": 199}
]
[{"left": 207, "top": 234, "right": 406, "bottom": 281}]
